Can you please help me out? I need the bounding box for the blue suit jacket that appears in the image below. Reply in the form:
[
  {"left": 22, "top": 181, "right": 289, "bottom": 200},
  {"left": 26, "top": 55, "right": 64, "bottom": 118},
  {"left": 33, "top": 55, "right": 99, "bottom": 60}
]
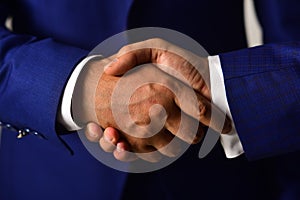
[{"left": 0, "top": 0, "right": 299, "bottom": 199}]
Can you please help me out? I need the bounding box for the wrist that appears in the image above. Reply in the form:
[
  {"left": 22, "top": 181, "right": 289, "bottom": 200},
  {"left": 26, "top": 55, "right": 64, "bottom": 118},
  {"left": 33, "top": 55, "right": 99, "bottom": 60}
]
[
  {"left": 72, "top": 57, "right": 105, "bottom": 126},
  {"left": 59, "top": 55, "right": 102, "bottom": 131}
]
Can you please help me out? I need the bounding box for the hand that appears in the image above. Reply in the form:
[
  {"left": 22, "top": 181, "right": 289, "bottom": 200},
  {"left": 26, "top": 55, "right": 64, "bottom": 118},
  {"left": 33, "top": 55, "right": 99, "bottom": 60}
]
[
  {"left": 75, "top": 56, "right": 207, "bottom": 162},
  {"left": 85, "top": 38, "right": 232, "bottom": 162},
  {"left": 94, "top": 62, "right": 208, "bottom": 162}
]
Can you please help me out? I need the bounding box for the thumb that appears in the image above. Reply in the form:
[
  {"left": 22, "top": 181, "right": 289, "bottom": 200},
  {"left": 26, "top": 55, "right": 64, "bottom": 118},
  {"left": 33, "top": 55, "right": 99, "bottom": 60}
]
[
  {"left": 104, "top": 48, "right": 153, "bottom": 76},
  {"left": 104, "top": 47, "right": 210, "bottom": 98}
]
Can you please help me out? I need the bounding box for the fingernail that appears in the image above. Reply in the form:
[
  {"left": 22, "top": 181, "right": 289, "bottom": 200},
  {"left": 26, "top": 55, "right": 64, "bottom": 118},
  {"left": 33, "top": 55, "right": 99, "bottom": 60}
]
[
  {"left": 89, "top": 132, "right": 98, "bottom": 138},
  {"left": 104, "top": 58, "right": 118, "bottom": 71},
  {"left": 104, "top": 134, "right": 113, "bottom": 142},
  {"left": 116, "top": 143, "right": 124, "bottom": 152}
]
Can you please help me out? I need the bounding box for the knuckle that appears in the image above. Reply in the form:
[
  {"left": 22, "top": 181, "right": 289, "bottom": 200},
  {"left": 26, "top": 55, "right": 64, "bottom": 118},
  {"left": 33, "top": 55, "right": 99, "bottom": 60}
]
[
  {"left": 198, "top": 102, "right": 209, "bottom": 119},
  {"left": 186, "top": 65, "right": 204, "bottom": 89}
]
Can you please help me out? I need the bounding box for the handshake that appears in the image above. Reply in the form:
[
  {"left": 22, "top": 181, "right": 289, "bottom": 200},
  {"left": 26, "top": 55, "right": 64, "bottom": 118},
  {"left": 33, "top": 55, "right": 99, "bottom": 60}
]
[{"left": 72, "top": 38, "right": 232, "bottom": 163}]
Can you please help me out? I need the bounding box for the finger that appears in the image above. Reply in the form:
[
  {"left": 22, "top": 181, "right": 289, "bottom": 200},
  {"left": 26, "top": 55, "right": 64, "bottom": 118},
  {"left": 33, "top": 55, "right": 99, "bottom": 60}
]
[
  {"left": 122, "top": 136, "right": 163, "bottom": 163},
  {"left": 99, "top": 127, "right": 120, "bottom": 152},
  {"left": 136, "top": 150, "right": 163, "bottom": 163},
  {"left": 192, "top": 124, "right": 206, "bottom": 144},
  {"left": 173, "top": 82, "right": 232, "bottom": 134},
  {"left": 165, "top": 106, "right": 203, "bottom": 144},
  {"left": 84, "top": 122, "right": 103, "bottom": 142},
  {"left": 113, "top": 142, "right": 138, "bottom": 162},
  {"left": 104, "top": 48, "right": 192, "bottom": 78},
  {"left": 104, "top": 44, "right": 210, "bottom": 97},
  {"left": 149, "top": 130, "right": 182, "bottom": 157},
  {"left": 119, "top": 131, "right": 178, "bottom": 158},
  {"left": 104, "top": 48, "right": 152, "bottom": 76},
  {"left": 191, "top": 93, "right": 232, "bottom": 134}
]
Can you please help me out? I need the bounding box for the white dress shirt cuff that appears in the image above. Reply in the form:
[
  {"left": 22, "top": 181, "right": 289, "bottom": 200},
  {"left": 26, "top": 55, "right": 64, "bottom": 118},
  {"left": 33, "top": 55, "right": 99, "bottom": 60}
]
[
  {"left": 58, "top": 55, "right": 103, "bottom": 131},
  {"left": 208, "top": 55, "right": 244, "bottom": 158}
]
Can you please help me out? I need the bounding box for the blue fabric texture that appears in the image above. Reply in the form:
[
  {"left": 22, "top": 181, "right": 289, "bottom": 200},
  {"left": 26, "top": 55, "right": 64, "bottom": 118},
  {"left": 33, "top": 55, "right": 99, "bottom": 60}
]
[{"left": 220, "top": 43, "right": 300, "bottom": 160}]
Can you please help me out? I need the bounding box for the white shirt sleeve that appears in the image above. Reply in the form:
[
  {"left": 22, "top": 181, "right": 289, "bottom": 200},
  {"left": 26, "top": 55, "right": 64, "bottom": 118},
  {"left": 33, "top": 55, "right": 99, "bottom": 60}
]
[
  {"left": 208, "top": 55, "right": 244, "bottom": 158},
  {"left": 58, "top": 55, "right": 103, "bottom": 131}
]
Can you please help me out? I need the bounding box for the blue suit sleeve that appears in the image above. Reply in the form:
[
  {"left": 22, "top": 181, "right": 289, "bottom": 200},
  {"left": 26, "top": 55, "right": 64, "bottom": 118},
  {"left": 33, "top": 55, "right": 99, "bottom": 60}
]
[
  {"left": 219, "top": 43, "right": 300, "bottom": 160},
  {"left": 254, "top": 0, "right": 300, "bottom": 44},
  {"left": 0, "top": 2, "right": 88, "bottom": 145},
  {"left": 218, "top": 0, "right": 300, "bottom": 160}
]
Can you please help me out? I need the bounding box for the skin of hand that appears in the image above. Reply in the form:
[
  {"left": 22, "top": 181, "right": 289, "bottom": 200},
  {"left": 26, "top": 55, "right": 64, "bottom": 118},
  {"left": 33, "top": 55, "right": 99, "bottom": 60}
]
[
  {"left": 85, "top": 38, "right": 232, "bottom": 162},
  {"left": 94, "top": 63, "right": 207, "bottom": 162}
]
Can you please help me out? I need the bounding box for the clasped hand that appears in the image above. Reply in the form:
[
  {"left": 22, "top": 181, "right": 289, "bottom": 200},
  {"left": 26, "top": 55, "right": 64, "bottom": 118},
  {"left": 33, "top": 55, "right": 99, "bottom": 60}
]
[{"left": 77, "top": 39, "right": 232, "bottom": 162}]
